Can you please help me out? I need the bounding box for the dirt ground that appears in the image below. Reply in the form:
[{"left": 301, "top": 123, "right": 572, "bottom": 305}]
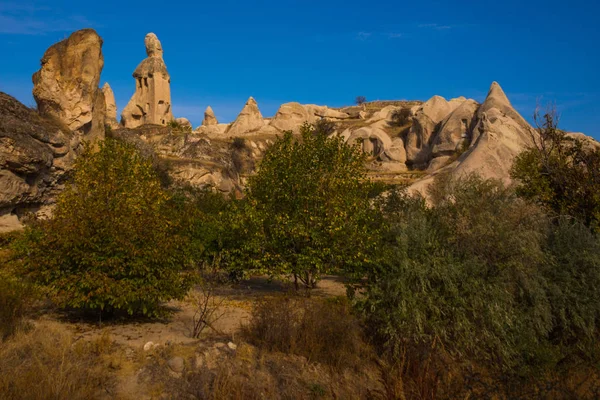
[{"left": 42, "top": 275, "right": 347, "bottom": 349}]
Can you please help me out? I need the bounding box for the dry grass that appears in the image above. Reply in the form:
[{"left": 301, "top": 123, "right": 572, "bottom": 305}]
[
  {"left": 0, "top": 322, "right": 118, "bottom": 400},
  {"left": 241, "top": 295, "right": 371, "bottom": 371}
]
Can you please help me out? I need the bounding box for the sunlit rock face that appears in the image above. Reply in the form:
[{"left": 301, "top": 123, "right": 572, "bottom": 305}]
[
  {"left": 32, "top": 28, "right": 106, "bottom": 143},
  {"left": 121, "top": 33, "right": 173, "bottom": 128}
]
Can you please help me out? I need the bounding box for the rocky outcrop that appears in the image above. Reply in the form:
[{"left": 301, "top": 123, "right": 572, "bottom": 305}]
[
  {"left": 175, "top": 117, "right": 192, "bottom": 129},
  {"left": 409, "top": 82, "right": 536, "bottom": 196},
  {"left": 226, "top": 97, "right": 264, "bottom": 136},
  {"left": 0, "top": 92, "right": 74, "bottom": 232},
  {"left": 306, "top": 105, "right": 350, "bottom": 121},
  {"left": 32, "top": 28, "right": 105, "bottom": 142},
  {"left": 430, "top": 99, "right": 479, "bottom": 159},
  {"left": 102, "top": 83, "right": 119, "bottom": 129},
  {"left": 404, "top": 96, "right": 453, "bottom": 166},
  {"left": 121, "top": 33, "right": 173, "bottom": 128},
  {"left": 202, "top": 106, "right": 218, "bottom": 126},
  {"left": 270, "top": 102, "right": 311, "bottom": 132}
]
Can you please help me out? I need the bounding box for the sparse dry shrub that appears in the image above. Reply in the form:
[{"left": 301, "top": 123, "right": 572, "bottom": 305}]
[
  {"left": 242, "top": 295, "right": 371, "bottom": 371},
  {"left": 0, "top": 323, "right": 116, "bottom": 399},
  {"left": 154, "top": 342, "right": 382, "bottom": 400}
]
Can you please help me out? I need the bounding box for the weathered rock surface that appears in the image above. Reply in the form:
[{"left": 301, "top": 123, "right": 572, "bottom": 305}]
[
  {"left": 202, "top": 106, "right": 218, "bottom": 126},
  {"left": 270, "top": 102, "right": 312, "bottom": 132},
  {"left": 409, "top": 82, "right": 536, "bottom": 196},
  {"left": 0, "top": 92, "right": 74, "bottom": 231},
  {"left": 430, "top": 99, "right": 479, "bottom": 159},
  {"left": 32, "top": 28, "right": 105, "bottom": 142},
  {"left": 226, "top": 97, "right": 264, "bottom": 136},
  {"left": 404, "top": 96, "right": 453, "bottom": 166},
  {"left": 102, "top": 83, "right": 119, "bottom": 129},
  {"left": 121, "top": 33, "right": 173, "bottom": 128}
]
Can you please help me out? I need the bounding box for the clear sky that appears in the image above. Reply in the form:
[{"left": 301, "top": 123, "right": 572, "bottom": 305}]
[{"left": 0, "top": 0, "right": 598, "bottom": 137}]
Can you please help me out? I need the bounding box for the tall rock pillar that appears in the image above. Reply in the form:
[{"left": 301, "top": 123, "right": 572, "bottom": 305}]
[{"left": 121, "top": 33, "right": 173, "bottom": 128}]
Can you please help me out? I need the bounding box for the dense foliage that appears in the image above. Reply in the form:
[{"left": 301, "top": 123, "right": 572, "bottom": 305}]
[
  {"left": 511, "top": 110, "right": 600, "bottom": 232},
  {"left": 233, "top": 123, "right": 380, "bottom": 288},
  {"left": 356, "top": 173, "right": 600, "bottom": 382},
  {"left": 15, "top": 138, "right": 193, "bottom": 317}
]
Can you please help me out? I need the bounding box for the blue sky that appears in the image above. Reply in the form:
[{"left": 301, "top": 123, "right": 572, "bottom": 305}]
[{"left": 0, "top": 0, "right": 598, "bottom": 137}]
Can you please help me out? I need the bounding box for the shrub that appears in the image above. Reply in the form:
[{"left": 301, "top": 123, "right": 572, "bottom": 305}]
[
  {"left": 390, "top": 108, "right": 411, "bottom": 126},
  {"left": 312, "top": 118, "right": 336, "bottom": 137},
  {"left": 355, "top": 96, "right": 367, "bottom": 106},
  {"left": 242, "top": 295, "right": 370, "bottom": 370},
  {"left": 511, "top": 108, "right": 600, "bottom": 232},
  {"left": 231, "top": 137, "right": 247, "bottom": 151},
  {"left": 15, "top": 138, "right": 193, "bottom": 317},
  {"left": 359, "top": 175, "right": 555, "bottom": 372}
]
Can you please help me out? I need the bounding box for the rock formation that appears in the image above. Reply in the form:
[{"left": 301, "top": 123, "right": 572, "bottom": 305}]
[
  {"left": 121, "top": 33, "right": 173, "bottom": 128},
  {"left": 226, "top": 97, "right": 264, "bottom": 136},
  {"left": 32, "top": 28, "right": 106, "bottom": 142},
  {"left": 270, "top": 102, "right": 312, "bottom": 132},
  {"left": 102, "top": 83, "right": 119, "bottom": 129},
  {"left": 409, "top": 82, "right": 535, "bottom": 196},
  {"left": 0, "top": 92, "right": 75, "bottom": 231},
  {"left": 175, "top": 117, "right": 192, "bottom": 129},
  {"left": 202, "top": 106, "right": 218, "bottom": 126}
]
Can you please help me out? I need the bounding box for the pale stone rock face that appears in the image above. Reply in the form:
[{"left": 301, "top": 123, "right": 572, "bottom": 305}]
[
  {"left": 409, "top": 82, "right": 536, "bottom": 197},
  {"left": 383, "top": 137, "right": 407, "bottom": 163},
  {"left": 121, "top": 33, "right": 173, "bottom": 128},
  {"left": 430, "top": 99, "right": 478, "bottom": 158},
  {"left": 367, "top": 105, "right": 401, "bottom": 123},
  {"left": 270, "top": 102, "right": 311, "bottom": 132},
  {"left": 305, "top": 105, "right": 350, "bottom": 120},
  {"left": 202, "top": 106, "right": 218, "bottom": 126},
  {"left": 32, "top": 28, "right": 105, "bottom": 141},
  {"left": 405, "top": 95, "right": 455, "bottom": 166},
  {"left": 145, "top": 33, "right": 163, "bottom": 58},
  {"left": 102, "top": 83, "right": 119, "bottom": 129},
  {"left": 347, "top": 127, "right": 392, "bottom": 158},
  {"left": 226, "top": 97, "right": 264, "bottom": 136}
]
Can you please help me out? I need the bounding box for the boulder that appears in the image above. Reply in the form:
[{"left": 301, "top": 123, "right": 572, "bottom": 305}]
[
  {"left": 202, "top": 106, "right": 218, "bottom": 126},
  {"left": 121, "top": 33, "right": 173, "bottom": 128},
  {"left": 175, "top": 117, "right": 192, "bottom": 129},
  {"left": 226, "top": 97, "right": 264, "bottom": 136},
  {"left": 306, "top": 105, "right": 350, "bottom": 120},
  {"left": 270, "top": 102, "right": 311, "bottom": 132},
  {"left": 32, "top": 28, "right": 105, "bottom": 142},
  {"left": 101, "top": 83, "right": 119, "bottom": 129},
  {"left": 368, "top": 105, "right": 401, "bottom": 123}
]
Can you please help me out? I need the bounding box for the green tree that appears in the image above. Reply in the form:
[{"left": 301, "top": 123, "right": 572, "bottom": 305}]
[
  {"left": 240, "top": 123, "right": 379, "bottom": 289},
  {"left": 16, "top": 138, "right": 193, "bottom": 317},
  {"left": 511, "top": 109, "right": 600, "bottom": 232}
]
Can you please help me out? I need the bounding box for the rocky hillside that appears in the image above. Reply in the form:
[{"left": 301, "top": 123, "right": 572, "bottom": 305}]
[{"left": 1, "top": 28, "right": 598, "bottom": 231}]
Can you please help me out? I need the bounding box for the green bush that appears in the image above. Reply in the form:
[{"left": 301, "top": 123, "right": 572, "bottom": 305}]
[
  {"left": 511, "top": 109, "right": 600, "bottom": 232},
  {"left": 357, "top": 174, "right": 600, "bottom": 379},
  {"left": 237, "top": 123, "right": 380, "bottom": 288},
  {"left": 15, "top": 138, "right": 193, "bottom": 317}
]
